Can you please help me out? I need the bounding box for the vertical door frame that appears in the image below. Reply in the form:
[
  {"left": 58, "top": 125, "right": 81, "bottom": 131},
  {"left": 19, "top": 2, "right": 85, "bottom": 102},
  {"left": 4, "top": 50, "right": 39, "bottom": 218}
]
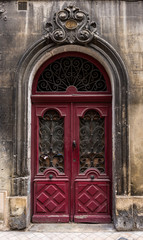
[{"left": 31, "top": 50, "right": 112, "bottom": 222}]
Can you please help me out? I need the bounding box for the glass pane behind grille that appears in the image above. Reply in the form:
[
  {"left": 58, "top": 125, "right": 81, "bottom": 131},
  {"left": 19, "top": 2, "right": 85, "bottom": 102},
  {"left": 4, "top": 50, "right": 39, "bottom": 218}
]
[
  {"left": 39, "top": 110, "right": 64, "bottom": 173},
  {"left": 80, "top": 110, "right": 105, "bottom": 173},
  {"left": 37, "top": 57, "right": 107, "bottom": 92}
]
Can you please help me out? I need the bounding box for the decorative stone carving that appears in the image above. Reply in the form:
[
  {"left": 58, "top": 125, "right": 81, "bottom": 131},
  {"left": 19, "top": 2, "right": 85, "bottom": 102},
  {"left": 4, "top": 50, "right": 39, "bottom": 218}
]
[{"left": 44, "top": 5, "right": 98, "bottom": 44}]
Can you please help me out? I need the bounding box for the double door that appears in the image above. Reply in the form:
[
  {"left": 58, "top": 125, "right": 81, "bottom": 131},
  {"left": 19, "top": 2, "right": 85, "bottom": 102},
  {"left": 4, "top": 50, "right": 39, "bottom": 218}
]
[{"left": 32, "top": 102, "right": 112, "bottom": 223}]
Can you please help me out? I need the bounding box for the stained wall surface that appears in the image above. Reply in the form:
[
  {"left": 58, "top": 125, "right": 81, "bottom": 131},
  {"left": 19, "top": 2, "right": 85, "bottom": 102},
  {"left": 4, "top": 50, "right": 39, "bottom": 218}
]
[{"left": 0, "top": 0, "right": 143, "bottom": 230}]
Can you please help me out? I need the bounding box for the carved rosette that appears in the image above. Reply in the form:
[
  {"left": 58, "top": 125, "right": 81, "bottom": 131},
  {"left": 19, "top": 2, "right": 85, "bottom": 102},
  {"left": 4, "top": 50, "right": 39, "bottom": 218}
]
[{"left": 44, "top": 5, "right": 98, "bottom": 44}]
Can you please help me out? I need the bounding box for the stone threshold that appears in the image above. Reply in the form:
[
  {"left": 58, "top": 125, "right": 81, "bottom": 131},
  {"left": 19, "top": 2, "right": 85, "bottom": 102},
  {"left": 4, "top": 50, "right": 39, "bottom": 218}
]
[{"left": 28, "top": 223, "right": 114, "bottom": 233}]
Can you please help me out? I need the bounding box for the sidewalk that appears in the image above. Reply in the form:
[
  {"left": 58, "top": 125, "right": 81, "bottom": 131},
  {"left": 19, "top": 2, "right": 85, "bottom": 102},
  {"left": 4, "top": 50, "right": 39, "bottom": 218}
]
[{"left": 0, "top": 223, "right": 143, "bottom": 240}]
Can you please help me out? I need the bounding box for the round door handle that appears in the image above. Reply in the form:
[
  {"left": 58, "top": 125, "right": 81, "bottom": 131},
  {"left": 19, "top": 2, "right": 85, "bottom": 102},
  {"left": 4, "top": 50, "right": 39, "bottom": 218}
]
[
  {"left": 49, "top": 174, "right": 53, "bottom": 179},
  {"left": 90, "top": 175, "right": 94, "bottom": 180}
]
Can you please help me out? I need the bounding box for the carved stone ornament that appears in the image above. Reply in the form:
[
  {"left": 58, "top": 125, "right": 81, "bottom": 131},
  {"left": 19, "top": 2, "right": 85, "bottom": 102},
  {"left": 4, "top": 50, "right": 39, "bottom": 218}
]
[{"left": 44, "top": 5, "right": 98, "bottom": 44}]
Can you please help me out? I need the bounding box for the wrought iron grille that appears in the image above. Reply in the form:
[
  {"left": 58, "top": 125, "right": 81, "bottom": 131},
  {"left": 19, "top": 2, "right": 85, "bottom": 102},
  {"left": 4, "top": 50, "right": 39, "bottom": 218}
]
[
  {"left": 37, "top": 57, "right": 107, "bottom": 92},
  {"left": 39, "top": 110, "right": 64, "bottom": 173},
  {"left": 80, "top": 110, "right": 105, "bottom": 173}
]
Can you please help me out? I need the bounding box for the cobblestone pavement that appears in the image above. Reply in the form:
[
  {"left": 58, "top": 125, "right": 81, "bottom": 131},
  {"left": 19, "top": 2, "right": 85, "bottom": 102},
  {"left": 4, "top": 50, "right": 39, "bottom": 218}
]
[{"left": 0, "top": 224, "right": 143, "bottom": 240}]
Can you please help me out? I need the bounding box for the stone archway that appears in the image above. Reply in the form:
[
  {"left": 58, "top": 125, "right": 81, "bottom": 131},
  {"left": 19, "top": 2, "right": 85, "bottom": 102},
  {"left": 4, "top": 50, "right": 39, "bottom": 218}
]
[{"left": 10, "top": 6, "right": 128, "bottom": 230}]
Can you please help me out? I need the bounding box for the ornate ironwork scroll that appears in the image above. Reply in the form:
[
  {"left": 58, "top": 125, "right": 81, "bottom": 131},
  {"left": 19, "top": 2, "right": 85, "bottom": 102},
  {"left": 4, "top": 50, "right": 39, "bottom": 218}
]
[
  {"left": 37, "top": 57, "right": 107, "bottom": 92},
  {"left": 39, "top": 110, "right": 64, "bottom": 173},
  {"left": 44, "top": 5, "right": 97, "bottom": 44},
  {"left": 80, "top": 110, "right": 105, "bottom": 173}
]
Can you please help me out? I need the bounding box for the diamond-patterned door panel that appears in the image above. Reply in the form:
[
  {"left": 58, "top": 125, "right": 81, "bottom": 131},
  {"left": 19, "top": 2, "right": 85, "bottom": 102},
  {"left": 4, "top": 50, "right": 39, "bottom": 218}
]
[
  {"left": 75, "top": 182, "right": 110, "bottom": 220},
  {"left": 33, "top": 181, "right": 69, "bottom": 221}
]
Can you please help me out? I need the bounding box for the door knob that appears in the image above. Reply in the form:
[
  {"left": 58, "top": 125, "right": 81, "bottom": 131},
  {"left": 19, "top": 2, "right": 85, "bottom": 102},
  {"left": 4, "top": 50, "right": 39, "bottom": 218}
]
[
  {"left": 90, "top": 175, "right": 95, "bottom": 180},
  {"left": 49, "top": 174, "right": 53, "bottom": 179},
  {"left": 73, "top": 140, "right": 76, "bottom": 148}
]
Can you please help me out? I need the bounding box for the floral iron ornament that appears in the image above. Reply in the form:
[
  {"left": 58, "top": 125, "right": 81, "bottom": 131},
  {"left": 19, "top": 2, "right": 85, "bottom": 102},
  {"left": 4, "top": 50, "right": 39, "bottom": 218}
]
[{"left": 44, "top": 5, "right": 98, "bottom": 44}]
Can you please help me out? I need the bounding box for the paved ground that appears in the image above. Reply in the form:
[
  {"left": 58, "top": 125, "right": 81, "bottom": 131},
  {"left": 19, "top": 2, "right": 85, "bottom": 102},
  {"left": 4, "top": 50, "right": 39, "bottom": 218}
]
[{"left": 0, "top": 224, "right": 143, "bottom": 240}]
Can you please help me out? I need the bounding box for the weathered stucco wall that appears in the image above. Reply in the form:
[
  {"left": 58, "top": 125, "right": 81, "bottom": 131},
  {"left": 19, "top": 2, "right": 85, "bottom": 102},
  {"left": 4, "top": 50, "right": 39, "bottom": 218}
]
[{"left": 0, "top": 0, "right": 143, "bottom": 230}]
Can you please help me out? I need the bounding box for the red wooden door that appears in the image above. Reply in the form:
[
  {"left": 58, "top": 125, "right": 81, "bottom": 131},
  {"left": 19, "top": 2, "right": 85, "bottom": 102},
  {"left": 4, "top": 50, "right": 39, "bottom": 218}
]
[
  {"left": 32, "top": 101, "right": 112, "bottom": 223},
  {"left": 72, "top": 103, "right": 112, "bottom": 223}
]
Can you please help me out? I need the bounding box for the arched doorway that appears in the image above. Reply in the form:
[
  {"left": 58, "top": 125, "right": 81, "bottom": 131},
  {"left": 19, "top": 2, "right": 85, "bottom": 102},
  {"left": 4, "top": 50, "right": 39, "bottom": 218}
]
[
  {"left": 12, "top": 39, "right": 129, "bottom": 229},
  {"left": 31, "top": 52, "right": 112, "bottom": 223}
]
